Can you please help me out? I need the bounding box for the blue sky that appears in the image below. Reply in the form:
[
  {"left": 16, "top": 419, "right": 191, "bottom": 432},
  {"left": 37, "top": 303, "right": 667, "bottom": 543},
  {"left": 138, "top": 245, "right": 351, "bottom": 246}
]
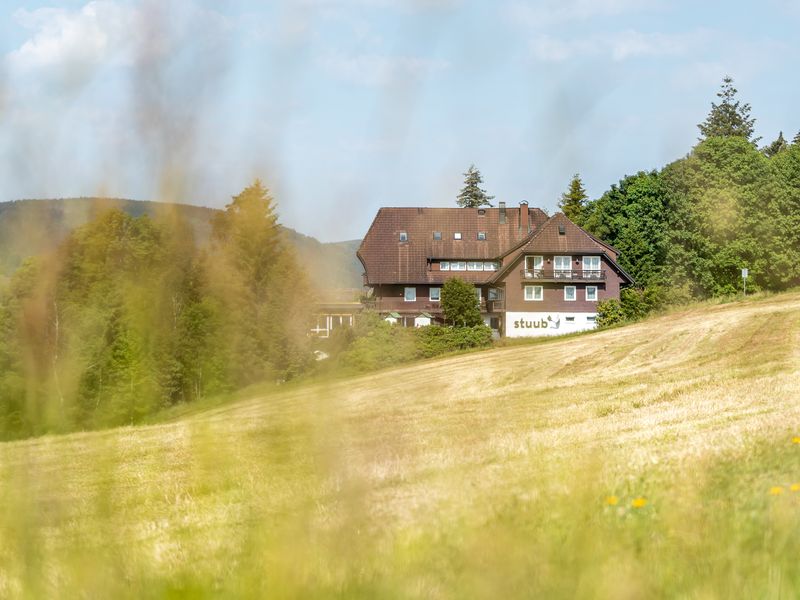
[{"left": 1, "top": 0, "right": 798, "bottom": 241}]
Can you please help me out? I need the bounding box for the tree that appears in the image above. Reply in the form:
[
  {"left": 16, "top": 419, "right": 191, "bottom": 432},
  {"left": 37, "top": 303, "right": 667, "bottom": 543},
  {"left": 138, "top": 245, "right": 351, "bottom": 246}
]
[
  {"left": 698, "top": 76, "right": 758, "bottom": 143},
  {"left": 793, "top": 131, "right": 800, "bottom": 146},
  {"left": 763, "top": 132, "right": 789, "bottom": 157},
  {"left": 558, "top": 174, "right": 588, "bottom": 223},
  {"left": 456, "top": 165, "right": 494, "bottom": 208},
  {"left": 441, "top": 277, "right": 482, "bottom": 327}
]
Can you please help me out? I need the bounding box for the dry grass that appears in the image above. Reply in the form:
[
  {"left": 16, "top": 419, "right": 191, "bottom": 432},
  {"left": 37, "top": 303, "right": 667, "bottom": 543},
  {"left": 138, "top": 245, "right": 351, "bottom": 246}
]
[{"left": 2, "top": 292, "right": 800, "bottom": 597}]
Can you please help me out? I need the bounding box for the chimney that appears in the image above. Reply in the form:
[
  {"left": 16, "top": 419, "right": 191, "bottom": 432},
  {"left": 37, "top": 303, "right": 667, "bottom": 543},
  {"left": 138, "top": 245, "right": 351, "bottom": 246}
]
[
  {"left": 499, "top": 201, "right": 506, "bottom": 224},
  {"left": 519, "top": 200, "right": 529, "bottom": 232}
]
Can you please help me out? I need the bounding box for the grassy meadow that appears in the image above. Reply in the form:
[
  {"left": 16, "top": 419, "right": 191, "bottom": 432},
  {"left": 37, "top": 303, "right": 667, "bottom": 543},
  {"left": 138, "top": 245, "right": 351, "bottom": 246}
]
[{"left": 2, "top": 292, "right": 800, "bottom": 598}]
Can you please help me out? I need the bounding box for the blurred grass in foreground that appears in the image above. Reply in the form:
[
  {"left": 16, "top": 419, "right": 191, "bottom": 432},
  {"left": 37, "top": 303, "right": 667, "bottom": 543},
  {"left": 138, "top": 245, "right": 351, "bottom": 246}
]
[{"left": 1, "top": 291, "right": 800, "bottom": 598}]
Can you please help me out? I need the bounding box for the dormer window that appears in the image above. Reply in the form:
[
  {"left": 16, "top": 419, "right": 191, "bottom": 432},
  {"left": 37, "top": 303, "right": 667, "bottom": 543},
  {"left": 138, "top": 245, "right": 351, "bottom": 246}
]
[
  {"left": 399, "top": 232, "right": 408, "bottom": 242},
  {"left": 478, "top": 209, "right": 486, "bottom": 216},
  {"left": 454, "top": 232, "right": 462, "bottom": 240},
  {"left": 477, "top": 231, "right": 487, "bottom": 240},
  {"left": 433, "top": 231, "right": 442, "bottom": 240},
  {"left": 558, "top": 225, "right": 566, "bottom": 235}
]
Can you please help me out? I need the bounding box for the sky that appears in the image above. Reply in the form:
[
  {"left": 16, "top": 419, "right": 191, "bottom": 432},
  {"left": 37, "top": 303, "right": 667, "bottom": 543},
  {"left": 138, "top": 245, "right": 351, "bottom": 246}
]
[{"left": 0, "top": 0, "right": 798, "bottom": 242}]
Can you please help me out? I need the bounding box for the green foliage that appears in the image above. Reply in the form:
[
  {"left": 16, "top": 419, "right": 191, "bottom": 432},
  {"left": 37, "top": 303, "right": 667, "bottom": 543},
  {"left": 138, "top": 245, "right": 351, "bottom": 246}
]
[
  {"left": 441, "top": 278, "right": 483, "bottom": 327},
  {"left": 558, "top": 173, "right": 588, "bottom": 224},
  {"left": 595, "top": 299, "right": 624, "bottom": 328},
  {"left": 0, "top": 181, "right": 315, "bottom": 439},
  {"left": 697, "top": 76, "right": 758, "bottom": 143},
  {"left": 338, "top": 320, "right": 417, "bottom": 371},
  {"left": 414, "top": 325, "right": 493, "bottom": 358},
  {"left": 456, "top": 164, "right": 494, "bottom": 208},
  {"left": 762, "top": 131, "right": 789, "bottom": 157}
]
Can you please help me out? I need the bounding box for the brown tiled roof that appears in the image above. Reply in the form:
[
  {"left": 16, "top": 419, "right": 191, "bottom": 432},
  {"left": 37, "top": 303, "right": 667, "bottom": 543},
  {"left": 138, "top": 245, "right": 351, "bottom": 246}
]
[
  {"left": 491, "top": 212, "right": 633, "bottom": 284},
  {"left": 357, "top": 205, "right": 548, "bottom": 285}
]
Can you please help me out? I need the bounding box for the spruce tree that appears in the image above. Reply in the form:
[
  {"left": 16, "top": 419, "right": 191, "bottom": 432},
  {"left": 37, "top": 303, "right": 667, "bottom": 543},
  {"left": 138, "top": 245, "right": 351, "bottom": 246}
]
[
  {"left": 762, "top": 131, "right": 789, "bottom": 157},
  {"left": 698, "top": 76, "right": 758, "bottom": 143},
  {"left": 793, "top": 131, "right": 800, "bottom": 146},
  {"left": 456, "top": 165, "right": 494, "bottom": 208},
  {"left": 441, "top": 277, "right": 482, "bottom": 327},
  {"left": 558, "top": 174, "right": 588, "bottom": 223}
]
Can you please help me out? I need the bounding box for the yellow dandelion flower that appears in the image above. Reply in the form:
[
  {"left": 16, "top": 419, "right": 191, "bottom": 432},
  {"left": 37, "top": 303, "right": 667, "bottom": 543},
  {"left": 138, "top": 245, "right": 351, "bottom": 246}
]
[
  {"left": 792, "top": 437, "right": 800, "bottom": 445},
  {"left": 632, "top": 497, "right": 647, "bottom": 508},
  {"left": 790, "top": 483, "right": 800, "bottom": 492},
  {"left": 605, "top": 495, "right": 619, "bottom": 506},
  {"left": 769, "top": 486, "right": 784, "bottom": 496}
]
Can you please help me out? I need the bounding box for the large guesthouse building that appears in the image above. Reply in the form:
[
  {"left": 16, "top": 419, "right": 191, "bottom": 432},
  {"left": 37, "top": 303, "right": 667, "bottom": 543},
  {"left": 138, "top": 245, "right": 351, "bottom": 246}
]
[{"left": 356, "top": 202, "right": 633, "bottom": 337}]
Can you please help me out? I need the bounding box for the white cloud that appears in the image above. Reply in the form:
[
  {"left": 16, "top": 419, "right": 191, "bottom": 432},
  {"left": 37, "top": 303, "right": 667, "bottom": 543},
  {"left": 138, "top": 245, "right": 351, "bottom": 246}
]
[
  {"left": 319, "top": 51, "right": 448, "bottom": 86},
  {"left": 506, "top": 0, "right": 659, "bottom": 27},
  {"left": 8, "top": 2, "right": 137, "bottom": 70},
  {"left": 531, "top": 30, "right": 709, "bottom": 62},
  {"left": 6, "top": 1, "right": 231, "bottom": 73}
]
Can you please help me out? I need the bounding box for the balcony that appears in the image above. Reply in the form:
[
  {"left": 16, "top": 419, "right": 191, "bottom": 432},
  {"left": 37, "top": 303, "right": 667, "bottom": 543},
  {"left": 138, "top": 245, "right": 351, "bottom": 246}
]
[{"left": 520, "top": 269, "right": 605, "bottom": 282}]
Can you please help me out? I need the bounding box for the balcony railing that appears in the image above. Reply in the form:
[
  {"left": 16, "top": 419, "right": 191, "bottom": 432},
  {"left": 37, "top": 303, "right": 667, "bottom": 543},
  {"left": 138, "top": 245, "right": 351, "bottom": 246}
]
[{"left": 520, "top": 269, "right": 605, "bottom": 281}]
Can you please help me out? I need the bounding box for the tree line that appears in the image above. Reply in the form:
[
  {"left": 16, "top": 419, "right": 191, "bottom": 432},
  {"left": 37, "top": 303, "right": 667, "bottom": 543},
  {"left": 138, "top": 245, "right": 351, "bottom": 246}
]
[{"left": 0, "top": 181, "right": 313, "bottom": 439}]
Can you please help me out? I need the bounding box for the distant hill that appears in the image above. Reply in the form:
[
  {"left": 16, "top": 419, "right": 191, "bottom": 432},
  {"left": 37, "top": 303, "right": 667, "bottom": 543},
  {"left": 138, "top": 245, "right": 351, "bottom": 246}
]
[{"left": 0, "top": 198, "right": 363, "bottom": 290}]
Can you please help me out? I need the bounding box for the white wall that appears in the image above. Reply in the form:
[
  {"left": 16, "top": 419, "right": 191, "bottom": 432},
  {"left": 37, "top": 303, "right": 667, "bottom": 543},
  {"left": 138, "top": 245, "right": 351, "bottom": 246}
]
[{"left": 505, "top": 312, "right": 597, "bottom": 337}]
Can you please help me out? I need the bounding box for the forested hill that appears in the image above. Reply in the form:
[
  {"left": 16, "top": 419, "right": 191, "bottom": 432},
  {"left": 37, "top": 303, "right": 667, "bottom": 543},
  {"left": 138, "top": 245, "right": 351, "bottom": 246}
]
[{"left": 0, "top": 198, "right": 363, "bottom": 289}]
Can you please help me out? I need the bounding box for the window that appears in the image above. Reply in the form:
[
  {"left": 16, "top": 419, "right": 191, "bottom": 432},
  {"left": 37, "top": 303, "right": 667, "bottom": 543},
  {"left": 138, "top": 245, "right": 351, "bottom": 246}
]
[
  {"left": 477, "top": 231, "right": 487, "bottom": 240},
  {"left": 399, "top": 232, "right": 408, "bottom": 242},
  {"left": 404, "top": 287, "right": 416, "bottom": 302},
  {"left": 558, "top": 225, "right": 566, "bottom": 235},
  {"left": 475, "top": 288, "right": 481, "bottom": 302},
  {"left": 583, "top": 256, "right": 601, "bottom": 278},
  {"left": 429, "top": 287, "right": 441, "bottom": 302},
  {"left": 586, "top": 286, "right": 598, "bottom": 301},
  {"left": 488, "top": 288, "right": 499, "bottom": 301},
  {"left": 587, "top": 316, "right": 596, "bottom": 323},
  {"left": 484, "top": 261, "right": 497, "bottom": 271},
  {"left": 440, "top": 261, "right": 450, "bottom": 271},
  {"left": 565, "top": 316, "right": 575, "bottom": 323},
  {"left": 554, "top": 256, "right": 572, "bottom": 278},
  {"left": 525, "top": 255, "right": 543, "bottom": 278},
  {"left": 452, "top": 261, "right": 467, "bottom": 271},
  {"left": 454, "top": 232, "right": 462, "bottom": 240},
  {"left": 467, "top": 261, "right": 483, "bottom": 271},
  {"left": 524, "top": 285, "right": 543, "bottom": 301},
  {"left": 564, "top": 286, "right": 576, "bottom": 301},
  {"left": 433, "top": 231, "right": 442, "bottom": 240}
]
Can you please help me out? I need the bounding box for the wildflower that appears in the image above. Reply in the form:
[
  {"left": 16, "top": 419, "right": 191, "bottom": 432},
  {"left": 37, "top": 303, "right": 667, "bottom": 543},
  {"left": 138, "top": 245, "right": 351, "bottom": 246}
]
[
  {"left": 632, "top": 497, "right": 647, "bottom": 508},
  {"left": 790, "top": 483, "right": 800, "bottom": 492},
  {"left": 605, "top": 495, "right": 619, "bottom": 506},
  {"left": 769, "top": 486, "right": 784, "bottom": 496},
  {"left": 793, "top": 437, "right": 800, "bottom": 445}
]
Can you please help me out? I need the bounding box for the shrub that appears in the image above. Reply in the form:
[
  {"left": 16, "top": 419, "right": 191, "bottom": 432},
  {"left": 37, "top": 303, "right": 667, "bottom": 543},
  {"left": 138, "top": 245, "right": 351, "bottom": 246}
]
[
  {"left": 596, "top": 299, "right": 625, "bottom": 328},
  {"left": 414, "top": 325, "right": 493, "bottom": 358},
  {"left": 441, "top": 278, "right": 482, "bottom": 327}
]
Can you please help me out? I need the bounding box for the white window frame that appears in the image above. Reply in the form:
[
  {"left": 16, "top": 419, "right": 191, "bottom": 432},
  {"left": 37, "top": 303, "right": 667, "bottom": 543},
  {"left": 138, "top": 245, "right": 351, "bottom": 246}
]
[
  {"left": 399, "top": 232, "right": 408, "bottom": 242},
  {"left": 467, "top": 261, "right": 483, "bottom": 271},
  {"left": 525, "top": 255, "right": 544, "bottom": 278},
  {"left": 564, "top": 286, "right": 576, "bottom": 301},
  {"left": 586, "top": 286, "right": 598, "bottom": 302},
  {"left": 475, "top": 288, "right": 481, "bottom": 303},
  {"left": 477, "top": 231, "right": 487, "bottom": 240},
  {"left": 429, "top": 287, "right": 441, "bottom": 302},
  {"left": 583, "top": 256, "right": 601, "bottom": 278},
  {"left": 440, "top": 261, "right": 450, "bottom": 271},
  {"left": 454, "top": 232, "right": 462, "bottom": 240},
  {"left": 433, "top": 231, "right": 442, "bottom": 240},
  {"left": 484, "top": 261, "right": 497, "bottom": 271},
  {"left": 404, "top": 287, "right": 416, "bottom": 302},
  {"left": 452, "top": 261, "right": 466, "bottom": 271},
  {"left": 555, "top": 256, "right": 572, "bottom": 278},
  {"left": 524, "top": 285, "right": 543, "bottom": 301}
]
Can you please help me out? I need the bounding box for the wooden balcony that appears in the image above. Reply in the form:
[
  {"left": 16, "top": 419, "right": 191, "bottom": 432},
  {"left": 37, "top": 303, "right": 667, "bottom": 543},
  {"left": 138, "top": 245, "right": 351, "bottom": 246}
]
[{"left": 520, "top": 269, "right": 605, "bottom": 282}]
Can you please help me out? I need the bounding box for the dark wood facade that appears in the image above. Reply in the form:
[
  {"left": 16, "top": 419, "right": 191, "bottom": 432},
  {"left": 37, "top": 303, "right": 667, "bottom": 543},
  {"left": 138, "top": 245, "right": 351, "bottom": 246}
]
[{"left": 357, "top": 204, "right": 633, "bottom": 336}]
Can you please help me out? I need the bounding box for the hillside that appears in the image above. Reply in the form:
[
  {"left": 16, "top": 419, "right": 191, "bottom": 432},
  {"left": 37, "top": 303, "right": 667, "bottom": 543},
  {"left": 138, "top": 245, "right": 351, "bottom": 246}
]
[
  {"left": 1, "top": 292, "right": 800, "bottom": 597},
  {"left": 0, "top": 198, "right": 363, "bottom": 289}
]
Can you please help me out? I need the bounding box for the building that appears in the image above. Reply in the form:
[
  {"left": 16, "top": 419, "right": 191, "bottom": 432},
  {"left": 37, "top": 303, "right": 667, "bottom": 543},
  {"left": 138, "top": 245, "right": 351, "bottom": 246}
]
[{"left": 356, "top": 202, "right": 633, "bottom": 337}]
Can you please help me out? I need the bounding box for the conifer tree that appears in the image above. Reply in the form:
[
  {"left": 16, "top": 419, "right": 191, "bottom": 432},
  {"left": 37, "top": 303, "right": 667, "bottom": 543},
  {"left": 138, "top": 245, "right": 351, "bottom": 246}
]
[
  {"left": 698, "top": 76, "right": 758, "bottom": 143},
  {"left": 558, "top": 174, "right": 588, "bottom": 223},
  {"left": 456, "top": 165, "right": 494, "bottom": 208},
  {"left": 793, "top": 131, "right": 800, "bottom": 146},
  {"left": 762, "top": 132, "right": 789, "bottom": 157},
  {"left": 441, "top": 277, "right": 482, "bottom": 327}
]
